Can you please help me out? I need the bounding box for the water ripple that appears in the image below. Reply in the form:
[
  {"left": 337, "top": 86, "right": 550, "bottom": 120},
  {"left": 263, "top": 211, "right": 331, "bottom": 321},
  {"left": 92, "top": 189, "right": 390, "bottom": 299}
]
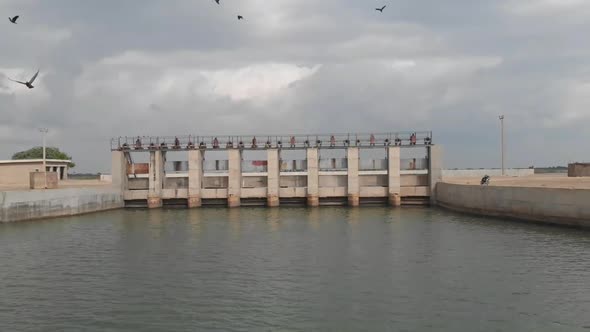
[{"left": 0, "top": 207, "right": 589, "bottom": 331}]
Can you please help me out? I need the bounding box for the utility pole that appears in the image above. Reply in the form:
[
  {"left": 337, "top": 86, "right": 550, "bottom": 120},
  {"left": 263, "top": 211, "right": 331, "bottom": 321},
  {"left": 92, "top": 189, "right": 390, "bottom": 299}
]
[
  {"left": 499, "top": 115, "right": 505, "bottom": 176},
  {"left": 39, "top": 128, "right": 48, "bottom": 188}
]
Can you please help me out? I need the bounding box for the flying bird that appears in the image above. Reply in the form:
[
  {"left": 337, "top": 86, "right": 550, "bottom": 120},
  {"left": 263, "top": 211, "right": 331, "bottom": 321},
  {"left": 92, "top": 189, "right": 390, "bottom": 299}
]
[
  {"left": 214, "top": 0, "right": 219, "bottom": 4},
  {"left": 237, "top": 15, "right": 243, "bottom": 20},
  {"left": 376, "top": 5, "right": 386, "bottom": 12},
  {"left": 8, "top": 15, "right": 19, "bottom": 24},
  {"left": 8, "top": 70, "right": 39, "bottom": 89}
]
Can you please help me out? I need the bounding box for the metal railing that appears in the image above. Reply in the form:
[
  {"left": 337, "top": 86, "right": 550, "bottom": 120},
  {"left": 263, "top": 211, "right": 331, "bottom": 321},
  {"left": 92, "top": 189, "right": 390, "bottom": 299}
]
[{"left": 110, "top": 131, "right": 433, "bottom": 151}]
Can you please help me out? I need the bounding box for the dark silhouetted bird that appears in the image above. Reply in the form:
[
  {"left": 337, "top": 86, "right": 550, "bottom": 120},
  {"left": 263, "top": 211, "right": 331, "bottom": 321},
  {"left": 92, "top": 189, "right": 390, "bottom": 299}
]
[
  {"left": 376, "top": 5, "right": 386, "bottom": 12},
  {"left": 237, "top": 15, "right": 243, "bottom": 20},
  {"left": 9, "top": 15, "right": 19, "bottom": 24},
  {"left": 480, "top": 175, "right": 490, "bottom": 185},
  {"left": 214, "top": 0, "right": 219, "bottom": 4},
  {"left": 8, "top": 70, "right": 39, "bottom": 89}
]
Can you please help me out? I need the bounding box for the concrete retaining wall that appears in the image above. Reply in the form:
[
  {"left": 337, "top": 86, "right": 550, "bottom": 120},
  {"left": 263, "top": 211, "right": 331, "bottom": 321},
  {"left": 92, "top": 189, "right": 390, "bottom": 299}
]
[
  {"left": 568, "top": 163, "right": 590, "bottom": 177},
  {"left": 442, "top": 168, "right": 534, "bottom": 178},
  {"left": 0, "top": 188, "right": 123, "bottom": 223},
  {"left": 436, "top": 183, "right": 590, "bottom": 227}
]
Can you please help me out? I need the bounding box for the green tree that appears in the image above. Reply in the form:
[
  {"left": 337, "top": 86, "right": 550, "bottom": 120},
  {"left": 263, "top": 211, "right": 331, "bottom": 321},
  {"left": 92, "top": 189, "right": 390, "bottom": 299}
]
[{"left": 12, "top": 147, "right": 76, "bottom": 168}]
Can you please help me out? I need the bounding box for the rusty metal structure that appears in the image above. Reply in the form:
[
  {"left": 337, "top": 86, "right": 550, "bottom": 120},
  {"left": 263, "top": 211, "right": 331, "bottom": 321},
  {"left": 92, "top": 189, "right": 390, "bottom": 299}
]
[{"left": 111, "top": 131, "right": 433, "bottom": 151}]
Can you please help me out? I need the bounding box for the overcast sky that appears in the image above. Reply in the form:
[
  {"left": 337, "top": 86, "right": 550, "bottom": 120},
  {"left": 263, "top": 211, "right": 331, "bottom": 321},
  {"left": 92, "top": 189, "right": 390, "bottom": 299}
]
[{"left": 1, "top": 0, "right": 589, "bottom": 172}]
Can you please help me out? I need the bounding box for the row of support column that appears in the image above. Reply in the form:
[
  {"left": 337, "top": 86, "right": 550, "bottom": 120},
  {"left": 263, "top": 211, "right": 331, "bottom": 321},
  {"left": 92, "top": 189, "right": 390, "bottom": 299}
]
[
  {"left": 159, "top": 147, "right": 399, "bottom": 208},
  {"left": 112, "top": 145, "right": 442, "bottom": 208}
]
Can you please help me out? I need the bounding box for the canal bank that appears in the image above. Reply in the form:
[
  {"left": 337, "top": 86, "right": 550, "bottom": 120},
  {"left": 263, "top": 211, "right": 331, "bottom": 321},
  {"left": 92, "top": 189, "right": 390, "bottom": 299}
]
[
  {"left": 436, "top": 177, "right": 590, "bottom": 228},
  {"left": 0, "top": 187, "right": 123, "bottom": 223}
]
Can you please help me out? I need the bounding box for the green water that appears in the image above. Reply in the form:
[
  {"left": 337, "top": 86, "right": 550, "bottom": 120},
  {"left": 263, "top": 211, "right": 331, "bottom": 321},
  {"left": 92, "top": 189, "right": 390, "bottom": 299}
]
[{"left": 0, "top": 207, "right": 589, "bottom": 331}]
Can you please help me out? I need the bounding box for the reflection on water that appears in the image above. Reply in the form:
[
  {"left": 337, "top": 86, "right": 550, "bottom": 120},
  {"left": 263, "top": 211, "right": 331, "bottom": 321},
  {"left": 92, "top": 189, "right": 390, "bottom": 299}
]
[
  {"left": 308, "top": 207, "right": 321, "bottom": 230},
  {"left": 347, "top": 207, "right": 361, "bottom": 228},
  {"left": 186, "top": 209, "right": 203, "bottom": 238},
  {"left": 227, "top": 208, "right": 242, "bottom": 240},
  {"left": 265, "top": 208, "right": 281, "bottom": 234},
  {"left": 0, "top": 207, "right": 589, "bottom": 331}
]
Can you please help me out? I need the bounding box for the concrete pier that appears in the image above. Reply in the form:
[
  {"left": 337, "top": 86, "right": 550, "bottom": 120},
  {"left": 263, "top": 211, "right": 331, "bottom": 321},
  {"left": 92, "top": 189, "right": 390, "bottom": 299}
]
[
  {"left": 228, "top": 149, "right": 241, "bottom": 208},
  {"left": 388, "top": 146, "right": 401, "bottom": 206},
  {"left": 347, "top": 147, "right": 359, "bottom": 206},
  {"left": 148, "top": 150, "right": 164, "bottom": 208},
  {"left": 428, "top": 145, "right": 443, "bottom": 205},
  {"left": 307, "top": 148, "right": 320, "bottom": 207},
  {"left": 111, "top": 151, "right": 127, "bottom": 192},
  {"left": 188, "top": 150, "right": 203, "bottom": 208},
  {"left": 267, "top": 149, "right": 280, "bottom": 207},
  {"left": 113, "top": 132, "right": 439, "bottom": 208}
]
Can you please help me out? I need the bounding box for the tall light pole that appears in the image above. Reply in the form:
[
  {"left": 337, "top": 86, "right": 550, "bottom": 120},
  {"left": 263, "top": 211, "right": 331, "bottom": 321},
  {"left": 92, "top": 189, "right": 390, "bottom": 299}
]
[
  {"left": 39, "top": 128, "right": 48, "bottom": 188},
  {"left": 499, "top": 115, "right": 505, "bottom": 176}
]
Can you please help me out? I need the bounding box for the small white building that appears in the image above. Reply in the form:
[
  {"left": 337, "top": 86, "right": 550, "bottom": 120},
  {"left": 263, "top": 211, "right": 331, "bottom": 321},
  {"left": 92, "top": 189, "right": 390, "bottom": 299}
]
[{"left": 0, "top": 159, "right": 71, "bottom": 187}]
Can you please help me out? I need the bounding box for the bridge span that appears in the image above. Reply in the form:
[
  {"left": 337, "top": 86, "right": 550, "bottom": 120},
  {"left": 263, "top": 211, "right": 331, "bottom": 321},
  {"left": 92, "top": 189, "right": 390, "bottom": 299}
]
[{"left": 110, "top": 132, "right": 442, "bottom": 208}]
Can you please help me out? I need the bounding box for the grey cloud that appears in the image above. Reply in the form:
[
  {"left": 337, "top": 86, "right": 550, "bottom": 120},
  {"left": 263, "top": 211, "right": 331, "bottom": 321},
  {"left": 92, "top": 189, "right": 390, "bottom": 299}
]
[{"left": 1, "top": 0, "right": 589, "bottom": 172}]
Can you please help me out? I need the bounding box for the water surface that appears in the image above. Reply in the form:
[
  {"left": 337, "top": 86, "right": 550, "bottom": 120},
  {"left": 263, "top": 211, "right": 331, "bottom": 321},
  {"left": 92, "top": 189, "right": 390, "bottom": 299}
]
[{"left": 1, "top": 207, "right": 589, "bottom": 331}]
